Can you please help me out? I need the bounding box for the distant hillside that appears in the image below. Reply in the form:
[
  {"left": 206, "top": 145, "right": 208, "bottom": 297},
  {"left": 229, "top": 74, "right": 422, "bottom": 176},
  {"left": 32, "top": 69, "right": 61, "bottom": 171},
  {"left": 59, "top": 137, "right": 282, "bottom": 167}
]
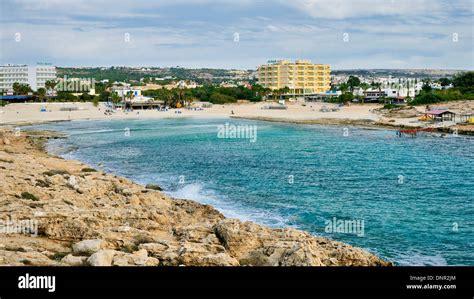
[
  {"left": 57, "top": 67, "right": 254, "bottom": 84},
  {"left": 331, "top": 69, "right": 469, "bottom": 79},
  {"left": 57, "top": 67, "right": 471, "bottom": 84}
]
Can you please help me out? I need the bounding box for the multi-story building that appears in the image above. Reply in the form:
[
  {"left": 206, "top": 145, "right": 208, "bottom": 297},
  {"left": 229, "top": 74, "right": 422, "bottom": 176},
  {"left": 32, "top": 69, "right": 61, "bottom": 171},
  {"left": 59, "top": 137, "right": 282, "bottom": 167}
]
[
  {"left": 0, "top": 63, "right": 56, "bottom": 92},
  {"left": 257, "top": 60, "right": 331, "bottom": 95}
]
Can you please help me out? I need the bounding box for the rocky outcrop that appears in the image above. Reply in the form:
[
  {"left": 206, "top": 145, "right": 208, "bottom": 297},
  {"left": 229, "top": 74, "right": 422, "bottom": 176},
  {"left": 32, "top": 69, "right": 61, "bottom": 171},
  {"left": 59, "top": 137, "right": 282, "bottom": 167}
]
[
  {"left": 0, "top": 129, "right": 392, "bottom": 266},
  {"left": 72, "top": 239, "right": 105, "bottom": 255}
]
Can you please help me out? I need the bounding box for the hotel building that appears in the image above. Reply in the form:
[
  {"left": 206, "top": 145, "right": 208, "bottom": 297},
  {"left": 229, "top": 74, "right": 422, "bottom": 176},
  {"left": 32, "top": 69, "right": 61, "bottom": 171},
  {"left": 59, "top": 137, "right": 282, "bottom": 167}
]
[
  {"left": 257, "top": 60, "right": 331, "bottom": 95},
  {"left": 0, "top": 63, "right": 57, "bottom": 92}
]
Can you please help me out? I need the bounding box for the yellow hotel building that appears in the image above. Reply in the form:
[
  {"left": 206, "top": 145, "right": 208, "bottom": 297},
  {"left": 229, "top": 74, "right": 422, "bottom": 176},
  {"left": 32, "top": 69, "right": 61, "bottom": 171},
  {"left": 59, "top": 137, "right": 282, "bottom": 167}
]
[{"left": 257, "top": 60, "right": 331, "bottom": 95}]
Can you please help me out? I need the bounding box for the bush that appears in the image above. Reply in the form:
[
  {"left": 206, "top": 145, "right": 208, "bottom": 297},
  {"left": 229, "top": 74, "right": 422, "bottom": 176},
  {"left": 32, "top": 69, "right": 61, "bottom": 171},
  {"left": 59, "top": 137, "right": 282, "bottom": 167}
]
[
  {"left": 56, "top": 91, "right": 78, "bottom": 102},
  {"left": 383, "top": 104, "right": 398, "bottom": 109},
  {"left": 209, "top": 92, "right": 237, "bottom": 104},
  {"left": 452, "top": 71, "right": 474, "bottom": 94},
  {"left": 43, "top": 169, "right": 70, "bottom": 176},
  {"left": 21, "top": 192, "right": 39, "bottom": 201},
  {"left": 409, "top": 89, "right": 472, "bottom": 106},
  {"left": 337, "top": 93, "right": 354, "bottom": 103}
]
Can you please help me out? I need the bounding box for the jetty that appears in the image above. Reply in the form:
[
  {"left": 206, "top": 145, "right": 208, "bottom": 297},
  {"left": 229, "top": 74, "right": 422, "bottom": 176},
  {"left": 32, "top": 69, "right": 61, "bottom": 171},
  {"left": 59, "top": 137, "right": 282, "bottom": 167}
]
[{"left": 397, "top": 127, "right": 436, "bottom": 137}]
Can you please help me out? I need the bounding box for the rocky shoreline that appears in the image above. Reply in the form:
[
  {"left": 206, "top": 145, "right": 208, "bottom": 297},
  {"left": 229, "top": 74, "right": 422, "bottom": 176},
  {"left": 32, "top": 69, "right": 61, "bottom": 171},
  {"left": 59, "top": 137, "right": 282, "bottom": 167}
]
[{"left": 0, "top": 129, "right": 391, "bottom": 266}]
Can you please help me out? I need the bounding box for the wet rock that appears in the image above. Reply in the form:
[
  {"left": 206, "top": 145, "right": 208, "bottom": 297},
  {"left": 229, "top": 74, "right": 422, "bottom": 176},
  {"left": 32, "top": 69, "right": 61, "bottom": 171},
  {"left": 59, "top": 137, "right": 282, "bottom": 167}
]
[{"left": 145, "top": 184, "right": 162, "bottom": 191}]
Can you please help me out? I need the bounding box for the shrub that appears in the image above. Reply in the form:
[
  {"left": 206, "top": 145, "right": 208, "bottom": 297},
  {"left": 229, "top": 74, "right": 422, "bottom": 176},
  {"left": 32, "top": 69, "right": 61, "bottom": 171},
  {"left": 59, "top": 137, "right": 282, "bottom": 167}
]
[
  {"left": 43, "top": 169, "right": 70, "bottom": 176},
  {"left": 209, "top": 92, "right": 237, "bottom": 104},
  {"left": 21, "top": 192, "right": 39, "bottom": 201},
  {"left": 383, "top": 104, "right": 398, "bottom": 110}
]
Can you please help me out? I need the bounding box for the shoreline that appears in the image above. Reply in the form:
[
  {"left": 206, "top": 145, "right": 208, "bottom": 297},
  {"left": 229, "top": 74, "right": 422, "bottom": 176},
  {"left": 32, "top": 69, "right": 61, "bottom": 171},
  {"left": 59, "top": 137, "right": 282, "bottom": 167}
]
[
  {"left": 0, "top": 128, "right": 392, "bottom": 266},
  {"left": 1, "top": 101, "right": 472, "bottom": 135},
  {"left": 231, "top": 115, "right": 474, "bottom": 136}
]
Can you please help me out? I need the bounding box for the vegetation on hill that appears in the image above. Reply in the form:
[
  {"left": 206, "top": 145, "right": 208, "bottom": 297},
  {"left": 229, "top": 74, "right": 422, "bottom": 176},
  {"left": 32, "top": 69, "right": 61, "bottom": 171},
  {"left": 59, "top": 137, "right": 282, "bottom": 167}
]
[
  {"left": 409, "top": 72, "right": 474, "bottom": 106},
  {"left": 57, "top": 67, "right": 253, "bottom": 85},
  {"left": 143, "top": 85, "right": 262, "bottom": 106}
]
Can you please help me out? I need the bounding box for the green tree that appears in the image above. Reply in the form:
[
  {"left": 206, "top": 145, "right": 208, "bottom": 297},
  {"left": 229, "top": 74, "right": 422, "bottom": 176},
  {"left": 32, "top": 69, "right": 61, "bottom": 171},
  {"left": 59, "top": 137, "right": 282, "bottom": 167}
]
[
  {"left": 80, "top": 92, "right": 92, "bottom": 102},
  {"left": 99, "top": 91, "right": 110, "bottom": 102},
  {"left": 162, "top": 89, "right": 175, "bottom": 107},
  {"left": 45, "top": 80, "right": 57, "bottom": 93},
  {"left": 339, "top": 83, "right": 349, "bottom": 94},
  {"left": 12, "top": 83, "right": 32, "bottom": 95},
  {"left": 421, "top": 83, "right": 432, "bottom": 93},
  {"left": 56, "top": 91, "right": 78, "bottom": 102},
  {"left": 209, "top": 92, "right": 236, "bottom": 104},
  {"left": 111, "top": 93, "right": 121, "bottom": 107},
  {"left": 280, "top": 86, "right": 290, "bottom": 98},
  {"left": 347, "top": 76, "right": 361, "bottom": 92},
  {"left": 359, "top": 83, "right": 370, "bottom": 104},
  {"left": 452, "top": 71, "right": 474, "bottom": 94},
  {"left": 338, "top": 92, "right": 354, "bottom": 104},
  {"left": 438, "top": 77, "right": 452, "bottom": 87},
  {"left": 35, "top": 87, "right": 47, "bottom": 102}
]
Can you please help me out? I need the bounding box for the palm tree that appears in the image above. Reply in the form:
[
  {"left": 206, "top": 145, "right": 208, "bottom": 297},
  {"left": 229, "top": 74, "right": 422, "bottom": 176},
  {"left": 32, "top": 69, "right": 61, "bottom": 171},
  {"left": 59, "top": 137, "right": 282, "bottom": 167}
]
[
  {"left": 174, "top": 87, "right": 191, "bottom": 107},
  {"left": 280, "top": 87, "right": 290, "bottom": 100},
  {"left": 111, "top": 93, "right": 121, "bottom": 108},
  {"left": 261, "top": 88, "right": 271, "bottom": 101},
  {"left": 35, "top": 87, "right": 47, "bottom": 102},
  {"left": 162, "top": 89, "right": 174, "bottom": 107},
  {"left": 45, "top": 80, "right": 57, "bottom": 95},
  {"left": 372, "top": 82, "right": 384, "bottom": 103},
  {"left": 273, "top": 89, "right": 281, "bottom": 101},
  {"left": 124, "top": 91, "right": 134, "bottom": 109},
  {"left": 360, "top": 83, "right": 369, "bottom": 104},
  {"left": 339, "top": 83, "right": 349, "bottom": 94}
]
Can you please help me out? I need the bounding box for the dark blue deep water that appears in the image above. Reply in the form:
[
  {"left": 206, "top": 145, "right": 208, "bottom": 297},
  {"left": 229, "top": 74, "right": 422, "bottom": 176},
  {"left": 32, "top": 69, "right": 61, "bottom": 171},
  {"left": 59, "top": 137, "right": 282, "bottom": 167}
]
[{"left": 34, "top": 118, "right": 474, "bottom": 265}]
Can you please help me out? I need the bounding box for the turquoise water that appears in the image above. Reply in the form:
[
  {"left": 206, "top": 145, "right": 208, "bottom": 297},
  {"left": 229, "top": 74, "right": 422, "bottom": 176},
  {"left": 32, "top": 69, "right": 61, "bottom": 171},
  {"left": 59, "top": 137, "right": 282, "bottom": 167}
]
[{"left": 34, "top": 118, "right": 474, "bottom": 265}]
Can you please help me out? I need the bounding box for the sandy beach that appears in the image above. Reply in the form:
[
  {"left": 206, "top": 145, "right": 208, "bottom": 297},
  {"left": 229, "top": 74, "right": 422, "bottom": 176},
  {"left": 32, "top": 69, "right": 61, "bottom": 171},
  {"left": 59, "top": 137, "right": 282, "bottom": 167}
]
[
  {"left": 1, "top": 101, "right": 473, "bottom": 134},
  {"left": 0, "top": 101, "right": 379, "bottom": 125}
]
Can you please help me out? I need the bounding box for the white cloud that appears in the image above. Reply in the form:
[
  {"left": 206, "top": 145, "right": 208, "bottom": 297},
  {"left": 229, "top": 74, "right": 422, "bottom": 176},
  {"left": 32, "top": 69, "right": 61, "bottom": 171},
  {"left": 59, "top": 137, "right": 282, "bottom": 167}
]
[
  {"left": 282, "top": 0, "right": 442, "bottom": 19},
  {"left": 1, "top": 0, "right": 472, "bottom": 69}
]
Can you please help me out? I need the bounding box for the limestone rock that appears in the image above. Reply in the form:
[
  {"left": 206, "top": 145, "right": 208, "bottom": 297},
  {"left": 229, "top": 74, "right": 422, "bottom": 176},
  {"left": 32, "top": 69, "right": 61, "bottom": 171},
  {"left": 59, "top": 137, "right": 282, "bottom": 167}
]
[
  {"left": 87, "top": 250, "right": 117, "bottom": 266},
  {"left": 112, "top": 249, "right": 159, "bottom": 266},
  {"left": 72, "top": 239, "right": 104, "bottom": 255},
  {"left": 62, "top": 254, "right": 87, "bottom": 266},
  {"left": 214, "top": 219, "right": 391, "bottom": 266},
  {"left": 0, "top": 128, "right": 392, "bottom": 267}
]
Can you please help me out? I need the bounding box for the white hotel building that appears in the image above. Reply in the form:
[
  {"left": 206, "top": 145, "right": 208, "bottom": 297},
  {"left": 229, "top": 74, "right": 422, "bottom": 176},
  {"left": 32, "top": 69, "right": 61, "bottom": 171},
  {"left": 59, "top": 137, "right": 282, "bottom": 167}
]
[{"left": 0, "top": 64, "right": 56, "bottom": 93}]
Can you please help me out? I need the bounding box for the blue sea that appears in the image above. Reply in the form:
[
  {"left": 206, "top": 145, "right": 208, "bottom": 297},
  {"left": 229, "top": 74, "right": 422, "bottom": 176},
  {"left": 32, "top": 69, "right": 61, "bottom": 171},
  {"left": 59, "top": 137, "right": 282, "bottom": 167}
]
[{"left": 32, "top": 118, "right": 474, "bottom": 265}]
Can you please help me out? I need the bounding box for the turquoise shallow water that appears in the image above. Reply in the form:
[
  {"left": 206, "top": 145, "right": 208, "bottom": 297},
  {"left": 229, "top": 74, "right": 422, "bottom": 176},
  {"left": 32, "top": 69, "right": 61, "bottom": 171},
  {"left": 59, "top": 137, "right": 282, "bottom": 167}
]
[{"left": 33, "top": 118, "right": 474, "bottom": 265}]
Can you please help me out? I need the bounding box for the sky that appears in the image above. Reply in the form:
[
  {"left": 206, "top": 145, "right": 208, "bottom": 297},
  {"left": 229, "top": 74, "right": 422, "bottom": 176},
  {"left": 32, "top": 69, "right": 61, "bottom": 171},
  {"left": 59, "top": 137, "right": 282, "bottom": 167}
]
[{"left": 0, "top": 0, "right": 473, "bottom": 70}]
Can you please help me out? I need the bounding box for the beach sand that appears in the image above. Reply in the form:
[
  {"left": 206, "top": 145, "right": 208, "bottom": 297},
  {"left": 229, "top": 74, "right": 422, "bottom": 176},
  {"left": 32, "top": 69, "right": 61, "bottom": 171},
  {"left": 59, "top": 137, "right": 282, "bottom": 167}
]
[
  {"left": 0, "top": 101, "right": 385, "bottom": 125},
  {"left": 1, "top": 101, "right": 472, "bottom": 134}
]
